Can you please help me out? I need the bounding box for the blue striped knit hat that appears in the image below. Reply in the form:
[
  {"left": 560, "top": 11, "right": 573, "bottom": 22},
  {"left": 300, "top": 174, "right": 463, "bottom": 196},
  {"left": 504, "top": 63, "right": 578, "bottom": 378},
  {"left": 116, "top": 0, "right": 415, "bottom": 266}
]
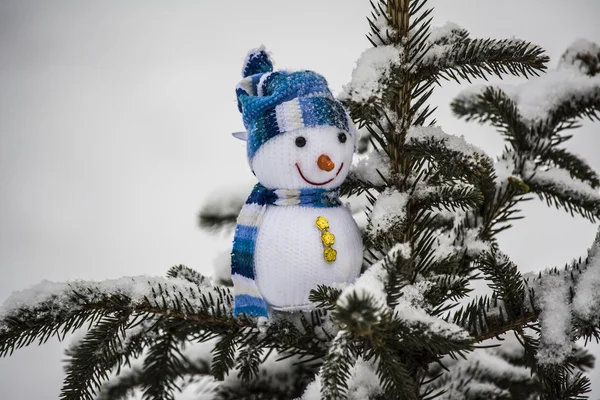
[{"left": 236, "top": 47, "right": 352, "bottom": 160}]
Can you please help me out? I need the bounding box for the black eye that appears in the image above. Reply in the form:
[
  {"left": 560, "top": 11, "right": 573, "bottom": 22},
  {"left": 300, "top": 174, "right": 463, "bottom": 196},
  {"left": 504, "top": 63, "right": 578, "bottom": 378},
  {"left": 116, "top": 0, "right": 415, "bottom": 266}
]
[
  {"left": 295, "top": 136, "right": 306, "bottom": 148},
  {"left": 338, "top": 132, "right": 347, "bottom": 143}
]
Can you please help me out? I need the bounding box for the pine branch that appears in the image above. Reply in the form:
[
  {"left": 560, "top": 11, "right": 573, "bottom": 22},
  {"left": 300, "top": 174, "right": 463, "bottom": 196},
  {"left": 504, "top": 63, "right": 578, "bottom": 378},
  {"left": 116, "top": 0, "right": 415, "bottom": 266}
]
[
  {"left": 424, "top": 336, "right": 539, "bottom": 400},
  {"left": 256, "top": 314, "right": 330, "bottom": 362},
  {"left": 541, "top": 148, "right": 600, "bottom": 188},
  {"left": 454, "top": 227, "right": 600, "bottom": 345},
  {"left": 411, "top": 184, "right": 483, "bottom": 213},
  {"left": 511, "top": 331, "right": 595, "bottom": 400},
  {"left": 451, "top": 87, "right": 532, "bottom": 151},
  {"left": 476, "top": 252, "right": 526, "bottom": 314},
  {"left": 404, "top": 129, "right": 494, "bottom": 185},
  {"left": 0, "top": 276, "right": 242, "bottom": 358},
  {"left": 320, "top": 330, "right": 356, "bottom": 400},
  {"left": 369, "top": 342, "right": 416, "bottom": 400},
  {"left": 235, "top": 333, "right": 264, "bottom": 382},
  {"left": 166, "top": 265, "right": 209, "bottom": 286},
  {"left": 527, "top": 177, "right": 600, "bottom": 222},
  {"left": 96, "top": 365, "right": 144, "bottom": 400},
  {"left": 309, "top": 285, "right": 343, "bottom": 310},
  {"left": 141, "top": 330, "right": 183, "bottom": 400},
  {"left": 334, "top": 285, "right": 389, "bottom": 339},
  {"left": 198, "top": 211, "right": 239, "bottom": 233},
  {"left": 211, "top": 329, "right": 239, "bottom": 381},
  {"left": 96, "top": 341, "right": 213, "bottom": 400},
  {"left": 388, "top": 316, "right": 473, "bottom": 360},
  {"left": 426, "top": 270, "right": 473, "bottom": 305},
  {"left": 539, "top": 369, "right": 591, "bottom": 400},
  {"left": 451, "top": 294, "right": 537, "bottom": 343},
  {"left": 384, "top": 0, "right": 424, "bottom": 172},
  {"left": 545, "top": 82, "right": 600, "bottom": 132},
  {"left": 341, "top": 172, "right": 386, "bottom": 197},
  {"left": 219, "top": 353, "right": 319, "bottom": 400},
  {"left": 420, "top": 38, "right": 549, "bottom": 83},
  {"left": 60, "top": 313, "right": 147, "bottom": 400}
]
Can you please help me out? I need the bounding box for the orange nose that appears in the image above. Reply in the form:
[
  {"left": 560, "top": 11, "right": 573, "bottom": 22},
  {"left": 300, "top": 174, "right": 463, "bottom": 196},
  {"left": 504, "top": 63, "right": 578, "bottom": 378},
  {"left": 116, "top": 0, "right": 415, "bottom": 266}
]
[{"left": 317, "top": 154, "right": 335, "bottom": 171}]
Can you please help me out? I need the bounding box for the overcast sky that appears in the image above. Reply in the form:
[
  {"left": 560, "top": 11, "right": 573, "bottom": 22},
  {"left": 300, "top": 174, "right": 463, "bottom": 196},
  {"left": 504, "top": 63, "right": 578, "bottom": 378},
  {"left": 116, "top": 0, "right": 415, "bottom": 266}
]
[{"left": 1, "top": 1, "right": 599, "bottom": 398}]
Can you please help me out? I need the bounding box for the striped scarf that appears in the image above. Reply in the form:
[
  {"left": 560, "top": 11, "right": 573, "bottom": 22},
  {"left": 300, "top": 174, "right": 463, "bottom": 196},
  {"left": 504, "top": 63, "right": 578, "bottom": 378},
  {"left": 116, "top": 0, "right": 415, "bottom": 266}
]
[{"left": 231, "top": 183, "right": 341, "bottom": 318}]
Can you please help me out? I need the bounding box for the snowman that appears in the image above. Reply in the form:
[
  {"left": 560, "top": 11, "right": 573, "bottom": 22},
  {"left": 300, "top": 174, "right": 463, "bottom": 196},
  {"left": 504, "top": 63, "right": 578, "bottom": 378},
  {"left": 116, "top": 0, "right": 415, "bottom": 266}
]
[{"left": 231, "top": 48, "right": 363, "bottom": 318}]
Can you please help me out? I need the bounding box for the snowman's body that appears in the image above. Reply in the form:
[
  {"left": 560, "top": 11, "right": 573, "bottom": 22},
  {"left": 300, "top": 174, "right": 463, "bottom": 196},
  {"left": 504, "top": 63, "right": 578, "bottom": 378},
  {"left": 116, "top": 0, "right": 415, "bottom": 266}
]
[
  {"left": 242, "top": 125, "right": 364, "bottom": 312},
  {"left": 254, "top": 204, "right": 363, "bottom": 310},
  {"left": 232, "top": 51, "right": 364, "bottom": 317}
]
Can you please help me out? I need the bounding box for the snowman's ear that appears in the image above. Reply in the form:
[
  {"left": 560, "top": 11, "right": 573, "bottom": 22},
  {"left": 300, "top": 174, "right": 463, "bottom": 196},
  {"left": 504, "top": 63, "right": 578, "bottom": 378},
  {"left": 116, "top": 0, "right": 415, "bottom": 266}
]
[{"left": 232, "top": 131, "right": 248, "bottom": 141}]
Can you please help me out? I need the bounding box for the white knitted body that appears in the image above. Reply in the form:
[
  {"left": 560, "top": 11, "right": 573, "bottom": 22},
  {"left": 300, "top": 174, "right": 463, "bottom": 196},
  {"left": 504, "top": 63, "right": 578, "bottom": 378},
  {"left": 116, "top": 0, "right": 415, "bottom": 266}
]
[
  {"left": 246, "top": 125, "right": 362, "bottom": 311},
  {"left": 254, "top": 204, "right": 363, "bottom": 310}
]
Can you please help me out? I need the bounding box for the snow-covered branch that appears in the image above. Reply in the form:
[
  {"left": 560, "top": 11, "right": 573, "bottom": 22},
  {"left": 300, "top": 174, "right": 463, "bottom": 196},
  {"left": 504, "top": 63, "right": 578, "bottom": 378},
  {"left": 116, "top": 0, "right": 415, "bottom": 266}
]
[
  {"left": 454, "top": 226, "right": 600, "bottom": 354},
  {"left": 0, "top": 274, "right": 236, "bottom": 358}
]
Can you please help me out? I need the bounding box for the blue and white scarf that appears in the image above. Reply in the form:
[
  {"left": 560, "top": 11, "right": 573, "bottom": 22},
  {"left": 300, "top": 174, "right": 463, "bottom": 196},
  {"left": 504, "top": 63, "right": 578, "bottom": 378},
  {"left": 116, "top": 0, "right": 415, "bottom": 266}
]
[{"left": 231, "top": 183, "right": 341, "bottom": 318}]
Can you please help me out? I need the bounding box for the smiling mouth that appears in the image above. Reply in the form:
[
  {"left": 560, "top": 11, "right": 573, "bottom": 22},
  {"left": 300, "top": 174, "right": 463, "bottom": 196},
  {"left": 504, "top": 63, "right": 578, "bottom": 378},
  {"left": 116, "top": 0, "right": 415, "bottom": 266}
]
[{"left": 295, "top": 163, "right": 344, "bottom": 186}]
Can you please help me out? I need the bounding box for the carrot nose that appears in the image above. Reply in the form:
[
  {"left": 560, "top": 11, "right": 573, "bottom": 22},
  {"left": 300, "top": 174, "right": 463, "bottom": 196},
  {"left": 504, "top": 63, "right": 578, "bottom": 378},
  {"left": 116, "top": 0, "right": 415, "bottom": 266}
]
[{"left": 317, "top": 154, "right": 335, "bottom": 172}]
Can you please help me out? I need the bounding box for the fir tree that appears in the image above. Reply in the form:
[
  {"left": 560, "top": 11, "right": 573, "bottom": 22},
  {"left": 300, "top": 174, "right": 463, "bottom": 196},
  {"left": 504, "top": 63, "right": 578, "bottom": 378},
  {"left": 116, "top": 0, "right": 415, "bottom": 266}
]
[{"left": 2, "top": 1, "right": 600, "bottom": 399}]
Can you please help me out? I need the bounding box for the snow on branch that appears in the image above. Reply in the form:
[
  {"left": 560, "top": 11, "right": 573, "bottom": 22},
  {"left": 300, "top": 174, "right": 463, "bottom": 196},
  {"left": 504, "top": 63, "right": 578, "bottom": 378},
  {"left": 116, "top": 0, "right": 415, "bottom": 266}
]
[
  {"left": 367, "top": 188, "right": 408, "bottom": 236},
  {"left": 535, "top": 273, "right": 573, "bottom": 365},
  {"left": 339, "top": 45, "right": 403, "bottom": 105},
  {"left": 0, "top": 275, "right": 235, "bottom": 357},
  {"left": 336, "top": 258, "right": 390, "bottom": 323},
  {"left": 454, "top": 67, "right": 600, "bottom": 126},
  {"left": 524, "top": 161, "right": 600, "bottom": 220},
  {"left": 558, "top": 38, "right": 600, "bottom": 77},
  {"left": 404, "top": 126, "right": 494, "bottom": 188},
  {"left": 337, "top": 249, "right": 469, "bottom": 343},
  {"left": 454, "top": 227, "right": 600, "bottom": 363},
  {"left": 350, "top": 149, "right": 391, "bottom": 187},
  {"left": 302, "top": 357, "right": 382, "bottom": 400},
  {"left": 572, "top": 230, "right": 600, "bottom": 326},
  {"left": 427, "top": 22, "right": 467, "bottom": 46},
  {"left": 393, "top": 281, "right": 470, "bottom": 341},
  {"left": 542, "top": 147, "right": 600, "bottom": 189},
  {"left": 96, "top": 340, "right": 217, "bottom": 400},
  {"left": 406, "top": 126, "right": 487, "bottom": 160},
  {"left": 318, "top": 329, "right": 356, "bottom": 399},
  {"left": 419, "top": 32, "right": 548, "bottom": 82},
  {"left": 524, "top": 162, "right": 600, "bottom": 201},
  {"left": 425, "top": 336, "right": 533, "bottom": 399}
]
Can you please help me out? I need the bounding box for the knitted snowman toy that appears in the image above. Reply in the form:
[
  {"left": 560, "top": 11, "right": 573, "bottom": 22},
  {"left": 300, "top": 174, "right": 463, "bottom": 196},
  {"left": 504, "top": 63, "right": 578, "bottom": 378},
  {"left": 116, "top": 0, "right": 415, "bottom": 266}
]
[{"left": 231, "top": 48, "right": 363, "bottom": 318}]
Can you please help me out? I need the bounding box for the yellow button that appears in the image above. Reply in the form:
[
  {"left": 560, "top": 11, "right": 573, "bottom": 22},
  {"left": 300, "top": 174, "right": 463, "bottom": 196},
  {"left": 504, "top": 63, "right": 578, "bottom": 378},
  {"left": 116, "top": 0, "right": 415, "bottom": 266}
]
[
  {"left": 315, "top": 216, "right": 329, "bottom": 231},
  {"left": 321, "top": 231, "right": 335, "bottom": 246},
  {"left": 323, "top": 247, "right": 337, "bottom": 263}
]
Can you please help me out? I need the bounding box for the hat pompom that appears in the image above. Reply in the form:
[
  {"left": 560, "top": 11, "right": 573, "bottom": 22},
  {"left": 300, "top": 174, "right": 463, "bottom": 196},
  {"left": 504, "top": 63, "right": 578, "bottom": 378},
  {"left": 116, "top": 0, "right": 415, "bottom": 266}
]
[{"left": 242, "top": 46, "right": 273, "bottom": 78}]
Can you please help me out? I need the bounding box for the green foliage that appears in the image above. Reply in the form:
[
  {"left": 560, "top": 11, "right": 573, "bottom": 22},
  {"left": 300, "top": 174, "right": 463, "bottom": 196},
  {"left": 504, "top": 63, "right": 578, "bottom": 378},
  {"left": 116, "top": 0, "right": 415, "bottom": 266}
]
[
  {"left": 61, "top": 313, "right": 145, "bottom": 400},
  {"left": 451, "top": 74, "right": 600, "bottom": 223},
  {"left": 141, "top": 331, "right": 182, "bottom": 400},
  {"left": 421, "top": 37, "right": 549, "bottom": 83},
  {"left": 543, "top": 147, "right": 600, "bottom": 188},
  {"left": 320, "top": 331, "right": 356, "bottom": 400},
  {"left": 370, "top": 345, "right": 415, "bottom": 400},
  {"left": 211, "top": 330, "right": 238, "bottom": 381},
  {"left": 235, "top": 333, "right": 264, "bottom": 382},
  {"left": 167, "top": 265, "right": 208, "bottom": 286}
]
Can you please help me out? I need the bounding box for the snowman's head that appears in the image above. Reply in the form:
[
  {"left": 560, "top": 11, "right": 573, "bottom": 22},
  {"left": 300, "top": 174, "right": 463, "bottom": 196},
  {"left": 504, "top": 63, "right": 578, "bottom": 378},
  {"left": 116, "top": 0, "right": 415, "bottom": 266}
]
[
  {"left": 235, "top": 47, "right": 358, "bottom": 190},
  {"left": 251, "top": 125, "right": 356, "bottom": 190}
]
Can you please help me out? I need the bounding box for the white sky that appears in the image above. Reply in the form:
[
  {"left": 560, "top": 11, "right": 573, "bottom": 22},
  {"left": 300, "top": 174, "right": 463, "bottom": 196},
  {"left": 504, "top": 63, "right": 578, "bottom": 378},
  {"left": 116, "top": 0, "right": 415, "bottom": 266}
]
[{"left": 0, "top": 1, "right": 599, "bottom": 398}]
